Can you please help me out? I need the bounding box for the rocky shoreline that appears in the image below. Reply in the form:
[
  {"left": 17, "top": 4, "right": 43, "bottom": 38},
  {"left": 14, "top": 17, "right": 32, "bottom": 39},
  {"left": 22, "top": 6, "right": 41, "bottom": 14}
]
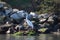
[{"left": 0, "top": 2, "right": 60, "bottom": 36}]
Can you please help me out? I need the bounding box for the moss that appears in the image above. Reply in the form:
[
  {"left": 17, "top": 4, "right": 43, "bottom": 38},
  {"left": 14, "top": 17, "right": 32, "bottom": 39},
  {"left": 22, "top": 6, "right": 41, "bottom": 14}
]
[
  {"left": 38, "top": 28, "right": 48, "bottom": 33},
  {"left": 13, "top": 30, "right": 36, "bottom": 36},
  {"left": 27, "top": 30, "right": 35, "bottom": 36},
  {"left": 13, "top": 32, "right": 23, "bottom": 36}
]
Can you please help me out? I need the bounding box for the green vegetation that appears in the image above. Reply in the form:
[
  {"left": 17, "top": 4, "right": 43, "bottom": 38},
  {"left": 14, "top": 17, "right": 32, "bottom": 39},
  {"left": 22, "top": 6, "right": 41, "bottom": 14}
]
[
  {"left": 2, "top": 0, "right": 56, "bottom": 14},
  {"left": 13, "top": 32, "right": 23, "bottom": 36},
  {"left": 13, "top": 28, "right": 47, "bottom": 36},
  {"left": 13, "top": 30, "right": 36, "bottom": 36},
  {"left": 35, "top": 0, "right": 55, "bottom": 14},
  {"left": 38, "top": 28, "right": 48, "bottom": 32},
  {"left": 9, "top": 0, "right": 30, "bottom": 5},
  {"left": 27, "top": 30, "right": 35, "bottom": 36},
  {"left": 2, "top": 0, "right": 31, "bottom": 7}
]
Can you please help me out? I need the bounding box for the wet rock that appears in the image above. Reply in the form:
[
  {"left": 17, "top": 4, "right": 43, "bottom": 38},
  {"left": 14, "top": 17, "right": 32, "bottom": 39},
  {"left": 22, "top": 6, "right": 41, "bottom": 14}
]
[
  {"left": 30, "top": 12, "right": 38, "bottom": 18},
  {"left": 0, "top": 2, "right": 12, "bottom": 24},
  {"left": 10, "top": 10, "right": 27, "bottom": 22},
  {"left": 47, "top": 16, "right": 54, "bottom": 22}
]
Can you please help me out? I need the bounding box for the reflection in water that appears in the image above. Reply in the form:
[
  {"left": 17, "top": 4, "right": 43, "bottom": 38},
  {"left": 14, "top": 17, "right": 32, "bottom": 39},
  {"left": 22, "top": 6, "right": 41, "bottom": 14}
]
[{"left": 0, "top": 34, "right": 60, "bottom": 40}]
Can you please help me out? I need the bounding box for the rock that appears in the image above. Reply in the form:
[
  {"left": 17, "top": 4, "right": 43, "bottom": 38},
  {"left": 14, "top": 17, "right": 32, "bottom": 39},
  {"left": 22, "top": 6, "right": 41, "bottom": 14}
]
[
  {"left": 0, "top": 2, "right": 12, "bottom": 24},
  {"left": 13, "top": 9, "right": 19, "bottom": 12},
  {"left": 10, "top": 10, "right": 27, "bottom": 20},
  {"left": 0, "top": 2, "right": 3, "bottom": 8},
  {"left": 39, "top": 19, "right": 46, "bottom": 22},
  {"left": 30, "top": 12, "right": 38, "bottom": 18},
  {"left": 0, "top": 27, "right": 9, "bottom": 34},
  {"left": 0, "top": 2, "right": 12, "bottom": 15},
  {"left": 6, "top": 28, "right": 10, "bottom": 34},
  {"left": 48, "top": 16, "right": 54, "bottom": 22},
  {"left": 38, "top": 13, "right": 49, "bottom": 19}
]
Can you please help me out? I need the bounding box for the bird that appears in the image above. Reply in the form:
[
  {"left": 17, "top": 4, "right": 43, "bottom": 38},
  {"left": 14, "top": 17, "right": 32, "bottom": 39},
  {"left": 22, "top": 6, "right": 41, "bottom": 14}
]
[{"left": 25, "top": 13, "right": 34, "bottom": 29}]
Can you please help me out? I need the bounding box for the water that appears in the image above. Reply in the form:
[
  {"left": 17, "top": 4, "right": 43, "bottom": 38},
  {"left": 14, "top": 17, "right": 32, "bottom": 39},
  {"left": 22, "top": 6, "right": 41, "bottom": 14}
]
[{"left": 0, "top": 34, "right": 60, "bottom": 40}]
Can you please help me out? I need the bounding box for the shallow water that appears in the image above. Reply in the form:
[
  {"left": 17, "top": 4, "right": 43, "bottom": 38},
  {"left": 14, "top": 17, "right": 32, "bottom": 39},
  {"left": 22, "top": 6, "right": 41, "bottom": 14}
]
[{"left": 0, "top": 34, "right": 60, "bottom": 40}]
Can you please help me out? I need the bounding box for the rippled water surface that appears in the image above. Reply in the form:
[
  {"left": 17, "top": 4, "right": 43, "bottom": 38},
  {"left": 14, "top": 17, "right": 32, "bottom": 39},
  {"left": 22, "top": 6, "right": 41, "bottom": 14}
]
[{"left": 0, "top": 34, "right": 60, "bottom": 40}]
